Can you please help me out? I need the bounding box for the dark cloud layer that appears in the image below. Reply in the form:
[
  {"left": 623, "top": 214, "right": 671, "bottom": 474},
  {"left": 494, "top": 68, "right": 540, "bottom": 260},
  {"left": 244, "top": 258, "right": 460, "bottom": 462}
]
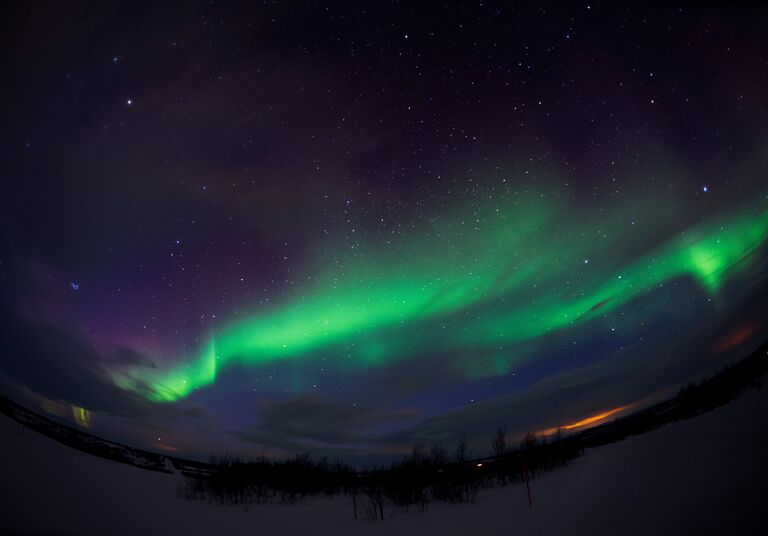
[
  {"left": 0, "top": 303, "right": 147, "bottom": 417},
  {"left": 233, "top": 396, "right": 419, "bottom": 455}
]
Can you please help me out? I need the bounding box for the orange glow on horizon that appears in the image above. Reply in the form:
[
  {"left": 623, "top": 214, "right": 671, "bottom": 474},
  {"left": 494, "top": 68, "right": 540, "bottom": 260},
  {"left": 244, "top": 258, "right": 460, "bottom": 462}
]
[
  {"left": 562, "top": 404, "right": 632, "bottom": 430},
  {"left": 537, "top": 403, "right": 636, "bottom": 437},
  {"left": 718, "top": 322, "right": 760, "bottom": 351},
  {"left": 155, "top": 443, "right": 181, "bottom": 452}
]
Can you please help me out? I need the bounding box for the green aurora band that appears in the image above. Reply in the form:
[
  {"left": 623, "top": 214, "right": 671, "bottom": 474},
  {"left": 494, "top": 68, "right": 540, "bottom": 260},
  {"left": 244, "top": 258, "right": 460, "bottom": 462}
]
[{"left": 113, "top": 193, "right": 768, "bottom": 402}]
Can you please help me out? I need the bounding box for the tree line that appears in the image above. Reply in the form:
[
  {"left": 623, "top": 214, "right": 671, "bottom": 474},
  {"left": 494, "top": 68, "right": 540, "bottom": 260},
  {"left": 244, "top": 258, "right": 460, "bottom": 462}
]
[{"left": 178, "top": 341, "right": 768, "bottom": 520}]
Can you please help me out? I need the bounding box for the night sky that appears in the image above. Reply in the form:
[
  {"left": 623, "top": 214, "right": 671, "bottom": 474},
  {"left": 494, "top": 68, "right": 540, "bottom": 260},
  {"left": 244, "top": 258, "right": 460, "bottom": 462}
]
[{"left": 1, "top": 1, "right": 767, "bottom": 463}]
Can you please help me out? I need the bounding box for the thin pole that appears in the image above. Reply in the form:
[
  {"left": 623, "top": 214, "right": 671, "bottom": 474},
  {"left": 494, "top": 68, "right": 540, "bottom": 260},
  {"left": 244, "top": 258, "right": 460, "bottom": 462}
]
[{"left": 523, "top": 458, "right": 532, "bottom": 507}]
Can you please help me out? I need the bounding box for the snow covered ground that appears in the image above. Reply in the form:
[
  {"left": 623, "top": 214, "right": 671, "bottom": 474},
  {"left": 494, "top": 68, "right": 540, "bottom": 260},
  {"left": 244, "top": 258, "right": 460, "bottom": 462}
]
[{"left": 2, "top": 386, "right": 766, "bottom": 535}]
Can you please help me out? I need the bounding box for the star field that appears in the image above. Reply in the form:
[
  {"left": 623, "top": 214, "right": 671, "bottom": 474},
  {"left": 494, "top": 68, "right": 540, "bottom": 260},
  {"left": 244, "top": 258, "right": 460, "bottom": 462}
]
[{"left": 1, "top": 2, "right": 767, "bottom": 460}]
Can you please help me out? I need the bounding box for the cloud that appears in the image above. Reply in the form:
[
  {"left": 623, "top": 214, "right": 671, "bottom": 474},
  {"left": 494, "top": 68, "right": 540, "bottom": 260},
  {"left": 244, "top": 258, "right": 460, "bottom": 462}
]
[
  {"left": 111, "top": 347, "right": 157, "bottom": 369},
  {"left": 0, "top": 281, "right": 210, "bottom": 436},
  {"left": 380, "top": 366, "right": 633, "bottom": 451},
  {"left": 233, "top": 395, "right": 419, "bottom": 454},
  {"left": 0, "top": 308, "right": 142, "bottom": 417}
]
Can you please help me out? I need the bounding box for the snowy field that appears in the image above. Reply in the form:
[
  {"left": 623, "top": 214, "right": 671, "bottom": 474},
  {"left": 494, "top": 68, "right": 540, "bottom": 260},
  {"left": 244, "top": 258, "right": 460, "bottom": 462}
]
[{"left": 2, "top": 386, "right": 766, "bottom": 535}]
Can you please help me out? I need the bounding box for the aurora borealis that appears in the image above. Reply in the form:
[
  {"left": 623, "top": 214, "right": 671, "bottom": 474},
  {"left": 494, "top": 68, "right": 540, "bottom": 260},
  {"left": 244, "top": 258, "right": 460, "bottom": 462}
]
[
  {"left": 2, "top": 2, "right": 768, "bottom": 462},
  {"left": 116, "top": 195, "right": 768, "bottom": 402}
]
